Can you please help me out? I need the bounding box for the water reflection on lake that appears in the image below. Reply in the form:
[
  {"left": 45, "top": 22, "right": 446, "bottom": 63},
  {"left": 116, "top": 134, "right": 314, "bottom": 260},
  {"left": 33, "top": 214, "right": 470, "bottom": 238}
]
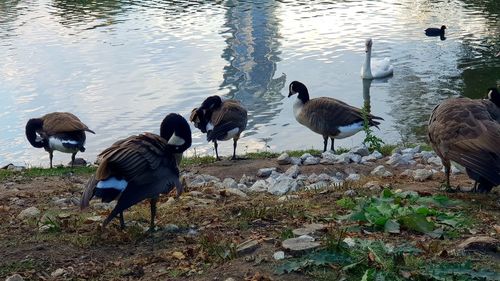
[{"left": 0, "top": 0, "right": 499, "bottom": 166}]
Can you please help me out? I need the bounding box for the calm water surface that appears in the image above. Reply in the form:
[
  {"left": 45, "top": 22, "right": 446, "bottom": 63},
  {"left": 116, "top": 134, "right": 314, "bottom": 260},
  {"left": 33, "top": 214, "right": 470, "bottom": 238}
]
[{"left": 1, "top": 0, "right": 499, "bottom": 166}]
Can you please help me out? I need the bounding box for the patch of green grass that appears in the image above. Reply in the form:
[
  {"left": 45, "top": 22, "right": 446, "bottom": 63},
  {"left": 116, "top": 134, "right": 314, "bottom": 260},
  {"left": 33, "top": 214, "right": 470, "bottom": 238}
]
[
  {"left": 285, "top": 149, "right": 322, "bottom": 157},
  {"left": 0, "top": 166, "right": 96, "bottom": 181},
  {"left": 378, "top": 144, "right": 398, "bottom": 156},
  {"left": 245, "top": 151, "right": 279, "bottom": 159},
  {"left": 180, "top": 155, "right": 216, "bottom": 167}
]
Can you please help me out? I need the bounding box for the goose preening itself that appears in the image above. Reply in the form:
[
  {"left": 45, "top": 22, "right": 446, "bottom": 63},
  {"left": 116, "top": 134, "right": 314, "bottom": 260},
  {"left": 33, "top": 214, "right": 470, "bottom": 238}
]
[
  {"left": 288, "top": 81, "right": 384, "bottom": 152},
  {"left": 80, "top": 113, "right": 192, "bottom": 229},
  {"left": 361, "top": 38, "right": 394, "bottom": 79},
  {"left": 25, "top": 112, "right": 95, "bottom": 168},
  {"left": 190, "top": 95, "right": 248, "bottom": 160},
  {"left": 425, "top": 25, "right": 446, "bottom": 36},
  {"left": 427, "top": 88, "right": 500, "bottom": 193}
]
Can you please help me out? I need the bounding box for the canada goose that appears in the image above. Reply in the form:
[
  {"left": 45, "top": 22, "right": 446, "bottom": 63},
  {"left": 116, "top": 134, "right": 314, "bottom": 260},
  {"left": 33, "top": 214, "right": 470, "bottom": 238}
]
[
  {"left": 190, "top": 95, "right": 247, "bottom": 160},
  {"left": 425, "top": 25, "right": 446, "bottom": 36},
  {"left": 288, "top": 81, "right": 383, "bottom": 152},
  {"left": 25, "top": 112, "right": 95, "bottom": 168},
  {"left": 361, "top": 38, "right": 394, "bottom": 79},
  {"left": 427, "top": 89, "right": 500, "bottom": 193},
  {"left": 80, "top": 113, "right": 192, "bottom": 229}
]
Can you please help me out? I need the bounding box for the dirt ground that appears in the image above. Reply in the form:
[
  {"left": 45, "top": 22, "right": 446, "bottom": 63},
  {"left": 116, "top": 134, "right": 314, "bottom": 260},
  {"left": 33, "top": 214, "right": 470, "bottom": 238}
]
[{"left": 0, "top": 157, "right": 499, "bottom": 280}]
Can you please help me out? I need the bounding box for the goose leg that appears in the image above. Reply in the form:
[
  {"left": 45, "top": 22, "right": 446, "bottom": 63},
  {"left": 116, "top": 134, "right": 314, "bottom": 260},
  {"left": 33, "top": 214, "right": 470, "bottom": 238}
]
[
  {"left": 119, "top": 212, "right": 125, "bottom": 229},
  {"left": 71, "top": 152, "right": 76, "bottom": 168},
  {"left": 149, "top": 197, "right": 158, "bottom": 231},
  {"left": 443, "top": 161, "right": 451, "bottom": 190},
  {"left": 214, "top": 140, "right": 221, "bottom": 161},
  {"left": 49, "top": 151, "right": 54, "bottom": 169},
  {"left": 231, "top": 138, "right": 238, "bottom": 160},
  {"left": 330, "top": 137, "right": 335, "bottom": 152},
  {"left": 322, "top": 136, "right": 328, "bottom": 152}
]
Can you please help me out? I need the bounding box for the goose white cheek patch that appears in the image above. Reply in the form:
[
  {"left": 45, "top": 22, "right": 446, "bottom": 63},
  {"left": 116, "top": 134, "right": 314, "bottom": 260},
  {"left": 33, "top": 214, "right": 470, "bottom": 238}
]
[
  {"left": 167, "top": 132, "right": 185, "bottom": 146},
  {"left": 97, "top": 177, "right": 128, "bottom": 191}
]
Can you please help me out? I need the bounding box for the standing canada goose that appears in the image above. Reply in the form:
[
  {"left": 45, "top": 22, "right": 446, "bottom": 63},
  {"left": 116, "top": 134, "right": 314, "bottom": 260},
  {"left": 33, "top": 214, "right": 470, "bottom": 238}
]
[
  {"left": 80, "top": 113, "right": 192, "bottom": 229},
  {"left": 361, "top": 38, "right": 394, "bottom": 79},
  {"left": 428, "top": 88, "right": 500, "bottom": 193},
  {"left": 25, "top": 112, "right": 95, "bottom": 168},
  {"left": 425, "top": 25, "right": 446, "bottom": 36},
  {"left": 190, "top": 95, "right": 247, "bottom": 160},
  {"left": 288, "top": 81, "right": 383, "bottom": 152}
]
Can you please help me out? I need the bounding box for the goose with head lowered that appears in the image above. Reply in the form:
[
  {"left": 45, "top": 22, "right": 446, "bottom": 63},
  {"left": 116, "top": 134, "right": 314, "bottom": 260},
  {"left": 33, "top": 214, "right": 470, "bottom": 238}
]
[
  {"left": 80, "top": 113, "right": 192, "bottom": 230},
  {"left": 288, "top": 81, "right": 383, "bottom": 152},
  {"left": 25, "top": 112, "right": 95, "bottom": 168},
  {"left": 425, "top": 25, "right": 446, "bottom": 36},
  {"left": 361, "top": 38, "right": 394, "bottom": 80},
  {"left": 428, "top": 88, "right": 500, "bottom": 193},
  {"left": 190, "top": 95, "right": 247, "bottom": 160}
]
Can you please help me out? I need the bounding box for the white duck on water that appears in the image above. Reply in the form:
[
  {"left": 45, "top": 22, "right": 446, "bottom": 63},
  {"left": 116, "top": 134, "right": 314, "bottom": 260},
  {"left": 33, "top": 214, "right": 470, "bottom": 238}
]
[{"left": 361, "top": 38, "right": 393, "bottom": 79}]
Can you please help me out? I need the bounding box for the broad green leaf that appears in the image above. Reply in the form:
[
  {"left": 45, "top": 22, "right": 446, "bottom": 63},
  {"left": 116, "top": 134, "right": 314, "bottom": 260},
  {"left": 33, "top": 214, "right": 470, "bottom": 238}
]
[
  {"left": 384, "top": 219, "right": 400, "bottom": 233},
  {"left": 399, "top": 214, "right": 435, "bottom": 234}
]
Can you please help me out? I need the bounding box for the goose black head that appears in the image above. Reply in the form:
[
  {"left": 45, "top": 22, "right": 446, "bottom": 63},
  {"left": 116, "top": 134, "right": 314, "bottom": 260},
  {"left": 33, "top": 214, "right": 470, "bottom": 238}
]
[
  {"left": 440, "top": 25, "right": 447, "bottom": 31},
  {"left": 487, "top": 88, "right": 500, "bottom": 107},
  {"left": 25, "top": 118, "right": 46, "bottom": 148},
  {"left": 200, "top": 95, "right": 223, "bottom": 111},
  {"left": 189, "top": 107, "right": 209, "bottom": 133},
  {"left": 160, "top": 113, "right": 192, "bottom": 153},
  {"left": 288, "top": 81, "right": 310, "bottom": 103}
]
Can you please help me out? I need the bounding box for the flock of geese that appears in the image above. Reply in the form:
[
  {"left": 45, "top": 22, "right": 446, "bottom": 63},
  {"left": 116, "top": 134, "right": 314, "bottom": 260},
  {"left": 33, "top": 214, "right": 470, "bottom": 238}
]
[{"left": 23, "top": 36, "right": 499, "bottom": 229}]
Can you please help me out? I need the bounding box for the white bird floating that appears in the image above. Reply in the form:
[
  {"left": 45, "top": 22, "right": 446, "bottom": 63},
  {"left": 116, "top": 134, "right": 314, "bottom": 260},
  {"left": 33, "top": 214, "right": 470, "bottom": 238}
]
[{"left": 361, "top": 38, "right": 394, "bottom": 79}]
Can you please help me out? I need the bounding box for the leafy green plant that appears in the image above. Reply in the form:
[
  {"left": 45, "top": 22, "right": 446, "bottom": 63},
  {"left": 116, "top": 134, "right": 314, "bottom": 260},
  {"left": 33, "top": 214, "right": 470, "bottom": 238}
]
[
  {"left": 361, "top": 106, "right": 384, "bottom": 152},
  {"left": 199, "top": 233, "right": 237, "bottom": 262},
  {"left": 338, "top": 189, "right": 466, "bottom": 237}
]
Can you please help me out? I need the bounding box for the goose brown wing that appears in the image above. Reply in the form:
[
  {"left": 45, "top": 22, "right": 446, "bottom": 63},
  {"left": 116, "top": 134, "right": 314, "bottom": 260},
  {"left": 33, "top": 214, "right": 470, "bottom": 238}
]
[
  {"left": 42, "top": 112, "right": 95, "bottom": 134},
  {"left": 299, "top": 97, "right": 378, "bottom": 135},
  {"left": 211, "top": 100, "right": 248, "bottom": 128},
  {"left": 429, "top": 99, "right": 500, "bottom": 185},
  {"left": 95, "top": 133, "right": 177, "bottom": 182}
]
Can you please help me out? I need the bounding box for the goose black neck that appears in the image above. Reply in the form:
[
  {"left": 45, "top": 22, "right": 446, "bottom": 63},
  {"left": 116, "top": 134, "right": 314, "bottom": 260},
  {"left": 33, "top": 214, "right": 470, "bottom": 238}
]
[
  {"left": 297, "top": 88, "right": 310, "bottom": 103},
  {"left": 201, "top": 95, "right": 223, "bottom": 110},
  {"left": 488, "top": 88, "right": 500, "bottom": 107},
  {"left": 160, "top": 113, "right": 192, "bottom": 153},
  {"left": 25, "top": 118, "right": 45, "bottom": 148}
]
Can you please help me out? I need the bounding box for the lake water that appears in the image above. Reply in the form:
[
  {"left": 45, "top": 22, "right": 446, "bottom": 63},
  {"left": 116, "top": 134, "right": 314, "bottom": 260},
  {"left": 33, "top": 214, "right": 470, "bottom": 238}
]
[{"left": 1, "top": 0, "right": 499, "bottom": 167}]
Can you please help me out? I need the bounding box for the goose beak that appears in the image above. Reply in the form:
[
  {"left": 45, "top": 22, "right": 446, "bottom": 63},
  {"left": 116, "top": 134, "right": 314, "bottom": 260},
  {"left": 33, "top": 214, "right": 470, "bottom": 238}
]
[{"left": 288, "top": 91, "right": 296, "bottom": 98}]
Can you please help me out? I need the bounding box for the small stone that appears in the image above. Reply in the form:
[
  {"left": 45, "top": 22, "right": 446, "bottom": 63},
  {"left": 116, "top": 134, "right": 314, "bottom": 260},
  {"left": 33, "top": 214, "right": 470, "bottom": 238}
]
[
  {"left": 282, "top": 235, "right": 320, "bottom": 252},
  {"left": 386, "top": 153, "right": 412, "bottom": 167},
  {"left": 413, "top": 169, "right": 433, "bottom": 181},
  {"left": 239, "top": 174, "right": 255, "bottom": 185},
  {"left": 222, "top": 178, "right": 238, "bottom": 189},
  {"left": 363, "top": 181, "right": 381, "bottom": 191},
  {"left": 84, "top": 216, "right": 103, "bottom": 223},
  {"left": 268, "top": 177, "right": 298, "bottom": 196},
  {"left": 335, "top": 153, "right": 351, "bottom": 164},
  {"left": 51, "top": 268, "right": 66, "bottom": 277},
  {"left": 300, "top": 153, "right": 313, "bottom": 161},
  {"left": 224, "top": 188, "right": 248, "bottom": 199},
  {"left": 290, "top": 157, "right": 302, "bottom": 165},
  {"left": 303, "top": 156, "right": 320, "bottom": 165},
  {"left": 426, "top": 156, "right": 443, "bottom": 166},
  {"left": 17, "top": 207, "right": 41, "bottom": 220},
  {"left": 371, "top": 165, "right": 393, "bottom": 177},
  {"left": 344, "top": 189, "right": 356, "bottom": 197},
  {"left": 6, "top": 274, "right": 25, "bottom": 281},
  {"left": 292, "top": 223, "right": 326, "bottom": 236},
  {"left": 317, "top": 173, "right": 332, "bottom": 182},
  {"left": 225, "top": 278, "right": 236, "bottom": 281},
  {"left": 236, "top": 239, "right": 259, "bottom": 255},
  {"left": 172, "top": 251, "right": 186, "bottom": 260},
  {"left": 346, "top": 174, "right": 361, "bottom": 182},
  {"left": 370, "top": 151, "right": 383, "bottom": 159},
  {"left": 284, "top": 165, "right": 300, "bottom": 178},
  {"left": 350, "top": 145, "right": 370, "bottom": 156},
  {"left": 349, "top": 153, "right": 362, "bottom": 164},
  {"left": 273, "top": 251, "right": 285, "bottom": 260},
  {"left": 277, "top": 153, "right": 291, "bottom": 165},
  {"left": 69, "top": 158, "right": 87, "bottom": 167},
  {"left": 250, "top": 180, "right": 268, "bottom": 192},
  {"left": 361, "top": 155, "right": 377, "bottom": 163},
  {"left": 343, "top": 237, "right": 356, "bottom": 247},
  {"left": 401, "top": 145, "right": 421, "bottom": 154},
  {"left": 277, "top": 195, "right": 299, "bottom": 202},
  {"left": 257, "top": 168, "right": 276, "bottom": 178},
  {"left": 400, "top": 169, "right": 413, "bottom": 177},
  {"left": 5, "top": 164, "right": 26, "bottom": 172},
  {"left": 163, "top": 224, "right": 180, "bottom": 233}
]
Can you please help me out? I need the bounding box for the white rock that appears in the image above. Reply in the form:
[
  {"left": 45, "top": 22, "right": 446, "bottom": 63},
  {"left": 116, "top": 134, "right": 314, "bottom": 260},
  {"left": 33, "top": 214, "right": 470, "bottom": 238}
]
[
  {"left": 350, "top": 145, "right": 370, "bottom": 156},
  {"left": 320, "top": 151, "right": 337, "bottom": 164},
  {"left": 257, "top": 168, "right": 276, "bottom": 177},
  {"left": 307, "top": 173, "right": 318, "bottom": 183},
  {"left": 344, "top": 189, "right": 356, "bottom": 197},
  {"left": 237, "top": 183, "right": 248, "bottom": 189},
  {"left": 400, "top": 169, "right": 413, "bottom": 177},
  {"left": 349, "top": 153, "right": 362, "bottom": 164},
  {"left": 290, "top": 157, "right": 302, "bottom": 165},
  {"left": 386, "top": 153, "right": 413, "bottom": 167},
  {"left": 371, "top": 165, "right": 393, "bottom": 177},
  {"left": 418, "top": 151, "right": 436, "bottom": 162},
  {"left": 371, "top": 151, "right": 383, "bottom": 159},
  {"left": 51, "top": 268, "right": 66, "bottom": 277},
  {"left": 361, "top": 155, "right": 377, "bottom": 163},
  {"left": 273, "top": 251, "right": 285, "bottom": 260},
  {"left": 300, "top": 153, "right": 313, "bottom": 161},
  {"left": 249, "top": 180, "right": 268, "bottom": 192},
  {"left": 284, "top": 165, "right": 300, "bottom": 178},
  {"left": 346, "top": 174, "right": 361, "bottom": 181},
  {"left": 363, "top": 181, "right": 382, "bottom": 191},
  {"left": 282, "top": 235, "right": 320, "bottom": 251},
  {"left": 277, "top": 195, "right": 300, "bottom": 202},
  {"left": 224, "top": 188, "right": 248, "bottom": 198},
  {"left": 343, "top": 238, "right": 356, "bottom": 247},
  {"left": 317, "top": 173, "right": 332, "bottom": 182},
  {"left": 222, "top": 178, "right": 238, "bottom": 189},
  {"left": 268, "top": 177, "right": 298, "bottom": 195},
  {"left": 303, "top": 156, "right": 320, "bottom": 165},
  {"left": 239, "top": 174, "right": 255, "bottom": 185},
  {"left": 17, "top": 207, "right": 40, "bottom": 220},
  {"left": 277, "top": 153, "right": 291, "bottom": 165},
  {"left": 5, "top": 274, "right": 24, "bottom": 281},
  {"left": 413, "top": 169, "right": 433, "bottom": 181},
  {"left": 401, "top": 145, "right": 421, "bottom": 155},
  {"left": 427, "top": 156, "right": 443, "bottom": 166},
  {"left": 335, "top": 153, "right": 351, "bottom": 164}
]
